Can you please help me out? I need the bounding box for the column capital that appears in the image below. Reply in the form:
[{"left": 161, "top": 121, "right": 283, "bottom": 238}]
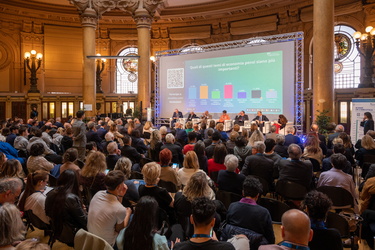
[{"left": 81, "top": 8, "right": 98, "bottom": 28}]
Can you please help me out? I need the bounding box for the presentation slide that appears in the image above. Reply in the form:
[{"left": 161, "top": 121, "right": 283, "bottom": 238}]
[{"left": 158, "top": 41, "right": 295, "bottom": 121}]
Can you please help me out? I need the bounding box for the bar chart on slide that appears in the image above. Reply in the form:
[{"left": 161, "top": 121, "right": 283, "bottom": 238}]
[
  {"left": 200, "top": 85, "right": 208, "bottom": 99},
  {"left": 224, "top": 85, "right": 233, "bottom": 99},
  {"left": 189, "top": 87, "right": 196, "bottom": 99},
  {"left": 211, "top": 90, "right": 220, "bottom": 99}
]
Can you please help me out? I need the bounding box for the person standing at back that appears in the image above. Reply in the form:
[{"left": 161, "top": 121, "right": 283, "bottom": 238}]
[{"left": 72, "top": 110, "right": 86, "bottom": 162}]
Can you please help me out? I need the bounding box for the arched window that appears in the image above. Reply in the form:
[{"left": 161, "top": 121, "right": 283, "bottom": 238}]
[
  {"left": 334, "top": 25, "right": 360, "bottom": 88},
  {"left": 116, "top": 47, "right": 138, "bottom": 94}
]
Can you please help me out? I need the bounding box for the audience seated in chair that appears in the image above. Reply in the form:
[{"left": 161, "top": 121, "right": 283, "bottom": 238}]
[
  {"left": 225, "top": 176, "right": 275, "bottom": 246},
  {"left": 317, "top": 153, "right": 359, "bottom": 213},
  {"left": 259, "top": 209, "right": 313, "bottom": 250},
  {"left": 301, "top": 190, "right": 343, "bottom": 250},
  {"left": 88, "top": 170, "right": 132, "bottom": 247},
  {"left": 217, "top": 154, "right": 245, "bottom": 195},
  {"left": 174, "top": 197, "right": 236, "bottom": 250}
]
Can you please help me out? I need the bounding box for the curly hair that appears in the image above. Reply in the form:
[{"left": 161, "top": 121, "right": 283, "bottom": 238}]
[
  {"left": 81, "top": 151, "right": 106, "bottom": 177},
  {"left": 301, "top": 190, "right": 332, "bottom": 221},
  {"left": 183, "top": 171, "right": 211, "bottom": 202}
]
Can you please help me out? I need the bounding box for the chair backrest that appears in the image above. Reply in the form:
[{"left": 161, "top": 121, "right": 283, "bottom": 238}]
[
  {"left": 130, "top": 171, "right": 143, "bottom": 180},
  {"left": 25, "top": 210, "right": 50, "bottom": 231},
  {"left": 216, "top": 190, "right": 242, "bottom": 209},
  {"left": 325, "top": 211, "right": 350, "bottom": 238},
  {"left": 158, "top": 179, "right": 178, "bottom": 193},
  {"left": 48, "top": 174, "right": 58, "bottom": 187},
  {"left": 275, "top": 179, "right": 307, "bottom": 200},
  {"left": 309, "top": 158, "right": 321, "bottom": 172},
  {"left": 74, "top": 229, "right": 113, "bottom": 250},
  {"left": 317, "top": 186, "right": 354, "bottom": 209},
  {"left": 257, "top": 198, "right": 290, "bottom": 224},
  {"left": 210, "top": 171, "right": 220, "bottom": 184},
  {"left": 362, "top": 154, "right": 375, "bottom": 177},
  {"left": 249, "top": 175, "right": 269, "bottom": 196}
]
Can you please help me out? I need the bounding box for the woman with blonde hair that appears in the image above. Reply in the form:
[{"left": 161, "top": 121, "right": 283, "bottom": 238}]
[
  {"left": 302, "top": 135, "right": 323, "bottom": 164},
  {"left": 174, "top": 171, "right": 216, "bottom": 234},
  {"left": 0, "top": 203, "right": 26, "bottom": 248},
  {"left": 149, "top": 130, "right": 163, "bottom": 162},
  {"left": 114, "top": 157, "right": 139, "bottom": 205},
  {"left": 248, "top": 123, "right": 258, "bottom": 138},
  {"left": 0, "top": 159, "right": 24, "bottom": 179},
  {"left": 248, "top": 129, "right": 264, "bottom": 147},
  {"left": 109, "top": 123, "right": 124, "bottom": 147},
  {"left": 142, "top": 121, "right": 154, "bottom": 145},
  {"left": 178, "top": 151, "right": 207, "bottom": 186},
  {"left": 356, "top": 134, "right": 375, "bottom": 168},
  {"left": 216, "top": 123, "right": 228, "bottom": 142},
  {"left": 127, "top": 121, "right": 135, "bottom": 135},
  {"left": 138, "top": 162, "right": 175, "bottom": 224},
  {"left": 185, "top": 121, "right": 193, "bottom": 133},
  {"left": 80, "top": 151, "right": 107, "bottom": 196}
]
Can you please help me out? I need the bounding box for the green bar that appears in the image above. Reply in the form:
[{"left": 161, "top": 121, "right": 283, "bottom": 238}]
[{"left": 211, "top": 90, "right": 220, "bottom": 99}]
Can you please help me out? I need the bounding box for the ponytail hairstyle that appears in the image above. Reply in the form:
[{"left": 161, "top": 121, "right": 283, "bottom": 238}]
[
  {"left": 18, "top": 170, "right": 49, "bottom": 211},
  {"left": 62, "top": 148, "right": 78, "bottom": 163}
]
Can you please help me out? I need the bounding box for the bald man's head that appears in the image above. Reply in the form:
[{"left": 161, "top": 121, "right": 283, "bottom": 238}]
[{"left": 281, "top": 209, "right": 313, "bottom": 245}]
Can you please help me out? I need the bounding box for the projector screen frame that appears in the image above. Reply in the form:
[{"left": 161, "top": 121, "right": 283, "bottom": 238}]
[{"left": 154, "top": 32, "right": 304, "bottom": 134}]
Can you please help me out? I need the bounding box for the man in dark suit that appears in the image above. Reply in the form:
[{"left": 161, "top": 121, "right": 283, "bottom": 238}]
[
  {"left": 327, "top": 124, "right": 344, "bottom": 149},
  {"left": 106, "top": 141, "right": 121, "bottom": 170},
  {"left": 241, "top": 141, "right": 275, "bottom": 190},
  {"left": 72, "top": 110, "right": 87, "bottom": 161},
  {"left": 86, "top": 121, "right": 103, "bottom": 151},
  {"left": 97, "top": 121, "right": 108, "bottom": 141},
  {"left": 161, "top": 133, "right": 184, "bottom": 165},
  {"left": 171, "top": 109, "right": 183, "bottom": 128},
  {"left": 252, "top": 111, "right": 269, "bottom": 129},
  {"left": 277, "top": 144, "right": 313, "bottom": 191},
  {"left": 284, "top": 126, "right": 303, "bottom": 149},
  {"left": 186, "top": 111, "right": 198, "bottom": 122},
  {"left": 234, "top": 110, "right": 249, "bottom": 126},
  {"left": 120, "top": 135, "right": 144, "bottom": 171},
  {"left": 174, "top": 122, "right": 188, "bottom": 146}
]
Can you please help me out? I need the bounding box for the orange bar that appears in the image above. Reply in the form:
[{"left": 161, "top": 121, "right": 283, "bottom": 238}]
[{"left": 200, "top": 85, "right": 208, "bottom": 99}]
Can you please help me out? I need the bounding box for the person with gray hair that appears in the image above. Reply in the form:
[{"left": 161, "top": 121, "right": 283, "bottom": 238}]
[
  {"left": 161, "top": 133, "right": 184, "bottom": 165},
  {"left": 274, "top": 134, "right": 288, "bottom": 158},
  {"left": 277, "top": 144, "right": 313, "bottom": 191},
  {"left": 265, "top": 125, "right": 278, "bottom": 141},
  {"left": 284, "top": 126, "right": 303, "bottom": 148},
  {"left": 241, "top": 141, "right": 275, "bottom": 190},
  {"left": 217, "top": 154, "right": 245, "bottom": 195},
  {"left": 328, "top": 124, "right": 345, "bottom": 149},
  {"left": 0, "top": 177, "right": 23, "bottom": 205},
  {"left": 0, "top": 203, "right": 26, "bottom": 248}
]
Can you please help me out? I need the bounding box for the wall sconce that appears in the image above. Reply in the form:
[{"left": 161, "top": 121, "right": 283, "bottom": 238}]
[
  {"left": 353, "top": 26, "right": 375, "bottom": 88},
  {"left": 96, "top": 53, "right": 106, "bottom": 93},
  {"left": 24, "top": 50, "right": 42, "bottom": 93}
]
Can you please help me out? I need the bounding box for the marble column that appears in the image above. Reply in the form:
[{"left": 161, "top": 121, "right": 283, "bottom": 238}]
[
  {"left": 313, "top": 0, "right": 335, "bottom": 120},
  {"left": 134, "top": 9, "right": 152, "bottom": 118},
  {"left": 81, "top": 8, "right": 98, "bottom": 118}
]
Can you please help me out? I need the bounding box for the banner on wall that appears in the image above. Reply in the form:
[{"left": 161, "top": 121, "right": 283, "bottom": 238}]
[{"left": 350, "top": 98, "right": 375, "bottom": 145}]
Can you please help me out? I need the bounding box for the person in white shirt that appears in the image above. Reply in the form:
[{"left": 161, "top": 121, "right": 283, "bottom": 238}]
[{"left": 88, "top": 170, "right": 132, "bottom": 247}]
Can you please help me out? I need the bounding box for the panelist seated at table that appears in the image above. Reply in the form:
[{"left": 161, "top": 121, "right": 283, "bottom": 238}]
[
  {"left": 171, "top": 109, "right": 183, "bottom": 127},
  {"left": 252, "top": 111, "right": 269, "bottom": 128},
  {"left": 201, "top": 110, "right": 212, "bottom": 120},
  {"left": 219, "top": 110, "right": 231, "bottom": 123},
  {"left": 187, "top": 111, "right": 198, "bottom": 122},
  {"left": 234, "top": 110, "right": 249, "bottom": 126}
]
